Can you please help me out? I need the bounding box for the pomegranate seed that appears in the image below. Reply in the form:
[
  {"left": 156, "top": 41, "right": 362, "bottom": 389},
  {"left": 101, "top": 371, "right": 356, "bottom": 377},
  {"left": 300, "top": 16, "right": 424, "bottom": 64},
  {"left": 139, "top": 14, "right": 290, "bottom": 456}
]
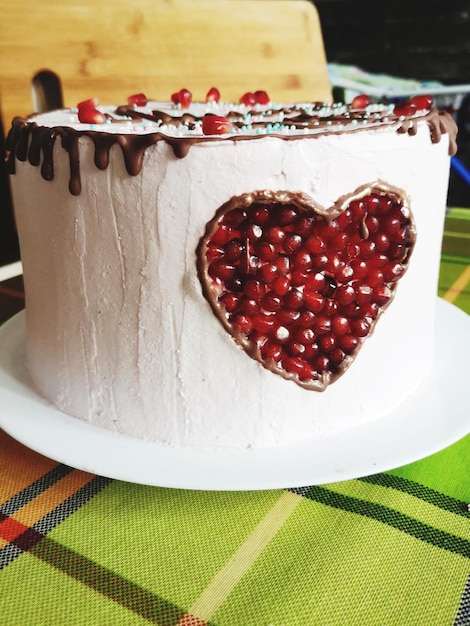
[
  {"left": 219, "top": 293, "right": 240, "bottom": 312},
  {"left": 313, "top": 355, "right": 330, "bottom": 372},
  {"left": 335, "top": 285, "right": 356, "bottom": 306},
  {"left": 278, "top": 206, "right": 298, "bottom": 225},
  {"left": 358, "top": 240, "right": 377, "bottom": 259},
  {"left": 294, "top": 249, "right": 313, "bottom": 269},
  {"left": 265, "top": 226, "right": 286, "bottom": 244},
  {"left": 350, "top": 259, "right": 368, "bottom": 280},
  {"left": 303, "top": 290, "right": 325, "bottom": 313},
  {"left": 243, "top": 223, "right": 263, "bottom": 241},
  {"left": 350, "top": 199, "right": 366, "bottom": 219},
  {"left": 206, "top": 87, "right": 221, "bottom": 103},
  {"left": 275, "top": 325, "right": 291, "bottom": 343},
  {"left": 202, "top": 115, "right": 233, "bottom": 135},
  {"left": 210, "top": 224, "right": 233, "bottom": 246},
  {"left": 355, "top": 284, "right": 373, "bottom": 305},
  {"left": 350, "top": 94, "right": 371, "bottom": 109},
  {"left": 350, "top": 318, "right": 370, "bottom": 337},
  {"left": 374, "top": 232, "right": 390, "bottom": 252},
  {"left": 257, "top": 263, "right": 279, "bottom": 284},
  {"left": 294, "top": 327, "right": 315, "bottom": 344},
  {"left": 255, "top": 241, "right": 277, "bottom": 261},
  {"left": 127, "top": 93, "right": 148, "bottom": 107},
  {"left": 367, "top": 269, "right": 385, "bottom": 287},
  {"left": 240, "top": 297, "right": 260, "bottom": 316},
  {"left": 409, "top": 94, "right": 433, "bottom": 110},
  {"left": 312, "top": 253, "right": 328, "bottom": 271},
  {"left": 77, "top": 97, "right": 99, "bottom": 109},
  {"left": 272, "top": 276, "right": 290, "bottom": 296},
  {"left": 249, "top": 331, "right": 268, "bottom": 350},
  {"left": 252, "top": 313, "right": 276, "bottom": 333},
  {"left": 284, "top": 288, "right": 304, "bottom": 310},
  {"left": 232, "top": 313, "right": 253, "bottom": 334},
  {"left": 261, "top": 293, "right": 282, "bottom": 311},
  {"left": 224, "top": 239, "right": 245, "bottom": 262},
  {"left": 244, "top": 279, "right": 265, "bottom": 300},
  {"left": 208, "top": 260, "right": 236, "bottom": 282},
  {"left": 178, "top": 88, "right": 192, "bottom": 109},
  {"left": 305, "top": 235, "right": 326, "bottom": 254},
  {"left": 363, "top": 301, "right": 380, "bottom": 319},
  {"left": 77, "top": 105, "right": 106, "bottom": 124},
  {"left": 276, "top": 308, "right": 301, "bottom": 325},
  {"left": 223, "top": 208, "right": 247, "bottom": 227},
  {"left": 374, "top": 286, "right": 392, "bottom": 305},
  {"left": 291, "top": 269, "right": 309, "bottom": 286},
  {"left": 383, "top": 262, "right": 405, "bottom": 282},
  {"left": 239, "top": 92, "right": 257, "bottom": 106},
  {"left": 284, "top": 234, "right": 302, "bottom": 254},
  {"left": 275, "top": 255, "right": 291, "bottom": 275},
  {"left": 305, "top": 272, "right": 326, "bottom": 293},
  {"left": 287, "top": 341, "right": 307, "bottom": 357},
  {"left": 393, "top": 101, "right": 417, "bottom": 116},
  {"left": 331, "top": 316, "right": 350, "bottom": 336},
  {"left": 330, "top": 348, "right": 346, "bottom": 366},
  {"left": 339, "top": 334, "right": 359, "bottom": 353},
  {"left": 249, "top": 206, "right": 271, "bottom": 226},
  {"left": 388, "top": 243, "right": 408, "bottom": 261},
  {"left": 261, "top": 342, "right": 283, "bottom": 362},
  {"left": 323, "top": 298, "right": 338, "bottom": 316},
  {"left": 319, "top": 334, "right": 336, "bottom": 353},
  {"left": 295, "top": 217, "right": 315, "bottom": 237},
  {"left": 315, "top": 316, "right": 331, "bottom": 335},
  {"left": 283, "top": 356, "right": 316, "bottom": 380},
  {"left": 298, "top": 310, "right": 316, "bottom": 327},
  {"left": 335, "top": 263, "right": 354, "bottom": 283},
  {"left": 254, "top": 90, "right": 270, "bottom": 104}
]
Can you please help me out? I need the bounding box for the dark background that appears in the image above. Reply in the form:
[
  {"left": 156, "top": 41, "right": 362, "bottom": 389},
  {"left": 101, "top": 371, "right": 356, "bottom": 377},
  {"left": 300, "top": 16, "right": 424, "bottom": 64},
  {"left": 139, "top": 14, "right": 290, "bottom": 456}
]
[
  {"left": 314, "top": 0, "right": 470, "bottom": 85},
  {"left": 1, "top": 2, "right": 470, "bottom": 266}
]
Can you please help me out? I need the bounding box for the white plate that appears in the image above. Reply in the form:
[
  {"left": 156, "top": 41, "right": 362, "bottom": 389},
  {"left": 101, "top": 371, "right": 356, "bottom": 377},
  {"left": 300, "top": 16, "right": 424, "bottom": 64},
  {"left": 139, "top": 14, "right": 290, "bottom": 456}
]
[{"left": 0, "top": 299, "right": 469, "bottom": 491}]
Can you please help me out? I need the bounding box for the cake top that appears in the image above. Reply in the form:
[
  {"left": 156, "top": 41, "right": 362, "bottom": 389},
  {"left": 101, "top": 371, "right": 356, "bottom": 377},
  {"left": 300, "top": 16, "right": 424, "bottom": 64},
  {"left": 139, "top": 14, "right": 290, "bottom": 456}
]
[{"left": 6, "top": 88, "right": 458, "bottom": 195}]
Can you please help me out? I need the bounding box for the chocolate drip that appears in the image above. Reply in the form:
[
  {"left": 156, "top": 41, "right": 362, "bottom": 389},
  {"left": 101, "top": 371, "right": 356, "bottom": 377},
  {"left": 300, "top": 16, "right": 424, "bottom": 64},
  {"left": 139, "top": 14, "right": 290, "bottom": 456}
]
[{"left": 6, "top": 105, "right": 458, "bottom": 196}]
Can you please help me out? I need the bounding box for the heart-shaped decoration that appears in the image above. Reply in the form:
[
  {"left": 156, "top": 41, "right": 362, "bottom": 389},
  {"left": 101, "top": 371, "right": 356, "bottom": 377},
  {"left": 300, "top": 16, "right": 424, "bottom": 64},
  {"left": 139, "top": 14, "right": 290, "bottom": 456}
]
[{"left": 197, "top": 184, "right": 415, "bottom": 390}]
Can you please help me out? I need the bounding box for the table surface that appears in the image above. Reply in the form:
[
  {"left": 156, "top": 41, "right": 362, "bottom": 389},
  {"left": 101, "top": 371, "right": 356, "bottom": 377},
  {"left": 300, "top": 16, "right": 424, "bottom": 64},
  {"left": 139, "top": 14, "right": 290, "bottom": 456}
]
[{"left": 0, "top": 208, "right": 469, "bottom": 626}]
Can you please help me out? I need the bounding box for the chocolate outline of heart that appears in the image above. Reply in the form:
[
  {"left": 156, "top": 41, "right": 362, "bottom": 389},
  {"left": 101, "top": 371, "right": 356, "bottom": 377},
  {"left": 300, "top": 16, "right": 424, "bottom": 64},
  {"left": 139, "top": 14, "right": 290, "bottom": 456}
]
[{"left": 196, "top": 181, "right": 416, "bottom": 391}]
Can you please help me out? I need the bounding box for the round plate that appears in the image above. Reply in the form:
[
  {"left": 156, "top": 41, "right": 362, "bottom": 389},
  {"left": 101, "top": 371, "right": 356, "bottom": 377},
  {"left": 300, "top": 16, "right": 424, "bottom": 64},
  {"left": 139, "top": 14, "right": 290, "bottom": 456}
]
[{"left": 0, "top": 299, "right": 469, "bottom": 490}]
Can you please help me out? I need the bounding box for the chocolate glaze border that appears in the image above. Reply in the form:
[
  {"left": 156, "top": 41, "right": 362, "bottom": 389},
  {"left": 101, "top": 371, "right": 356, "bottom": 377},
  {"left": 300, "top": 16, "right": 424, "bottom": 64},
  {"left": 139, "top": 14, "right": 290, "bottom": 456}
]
[{"left": 5, "top": 106, "right": 457, "bottom": 196}]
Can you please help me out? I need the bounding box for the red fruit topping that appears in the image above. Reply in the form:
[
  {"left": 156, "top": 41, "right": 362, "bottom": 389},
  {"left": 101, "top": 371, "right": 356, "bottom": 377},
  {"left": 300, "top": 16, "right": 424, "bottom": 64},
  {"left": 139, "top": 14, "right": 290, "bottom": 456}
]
[
  {"left": 199, "top": 188, "right": 415, "bottom": 390},
  {"left": 206, "top": 87, "right": 221, "bottom": 103},
  {"left": 254, "top": 90, "right": 270, "bottom": 105},
  {"left": 393, "top": 101, "right": 417, "bottom": 116},
  {"left": 350, "top": 94, "right": 371, "bottom": 109},
  {"left": 172, "top": 88, "right": 192, "bottom": 108},
  {"left": 202, "top": 115, "right": 233, "bottom": 135},
  {"left": 127, "top": 93, "right": 148, "bottom": 107},
  {"left": 77, "top": 97, "right": 99, "bottom": 109},
  {"left": 408, "top": 94, "right": 434, "bottom": 110},
  {"left": 239, "top": 92, "right": 257, "bottom": 107},
  {"left": 77, "top": 105, "right": 106, "bottom": 124}
]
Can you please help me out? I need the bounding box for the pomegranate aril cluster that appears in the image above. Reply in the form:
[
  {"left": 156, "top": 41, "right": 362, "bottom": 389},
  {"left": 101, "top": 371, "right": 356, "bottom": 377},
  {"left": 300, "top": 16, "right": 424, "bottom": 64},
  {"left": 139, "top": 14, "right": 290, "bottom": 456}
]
[{"left": 204, "top": 191, "right": 414, "bottom": 389}]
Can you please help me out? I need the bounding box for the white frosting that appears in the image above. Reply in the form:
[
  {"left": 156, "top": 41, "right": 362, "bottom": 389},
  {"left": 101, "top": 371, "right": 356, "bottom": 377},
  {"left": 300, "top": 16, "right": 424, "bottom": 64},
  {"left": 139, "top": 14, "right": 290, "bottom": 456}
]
[{"left": 10, "top": 101, "right": 451, "bottom": 450}]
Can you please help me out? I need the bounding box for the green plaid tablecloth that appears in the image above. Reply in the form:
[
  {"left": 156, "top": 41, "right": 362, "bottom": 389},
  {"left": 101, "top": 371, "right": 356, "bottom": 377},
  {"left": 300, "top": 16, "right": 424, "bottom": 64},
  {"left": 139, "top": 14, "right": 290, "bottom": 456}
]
[{"left": 0, "top": 209, "right": 469, "bottom": 626}]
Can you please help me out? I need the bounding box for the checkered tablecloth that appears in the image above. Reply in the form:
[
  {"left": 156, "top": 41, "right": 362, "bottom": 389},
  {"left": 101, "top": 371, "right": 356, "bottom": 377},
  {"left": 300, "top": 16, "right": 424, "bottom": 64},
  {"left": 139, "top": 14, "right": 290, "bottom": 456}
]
[{"left": 0, "top": 209, "right": 469, "bottom": 626}]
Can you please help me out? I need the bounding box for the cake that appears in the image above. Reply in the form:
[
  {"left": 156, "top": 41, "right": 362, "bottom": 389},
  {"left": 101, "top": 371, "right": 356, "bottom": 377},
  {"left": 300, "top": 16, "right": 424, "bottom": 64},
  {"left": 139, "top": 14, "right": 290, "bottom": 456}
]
[{"left": 6, "top": 89, "right": 457, "bottom": 450}]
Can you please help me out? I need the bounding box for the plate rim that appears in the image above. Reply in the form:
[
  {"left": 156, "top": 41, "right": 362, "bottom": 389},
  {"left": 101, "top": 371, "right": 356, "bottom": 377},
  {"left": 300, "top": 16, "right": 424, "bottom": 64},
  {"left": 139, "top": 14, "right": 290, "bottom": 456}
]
[{"left": 0, "top": 298, "right": 469, "bottom": 490}]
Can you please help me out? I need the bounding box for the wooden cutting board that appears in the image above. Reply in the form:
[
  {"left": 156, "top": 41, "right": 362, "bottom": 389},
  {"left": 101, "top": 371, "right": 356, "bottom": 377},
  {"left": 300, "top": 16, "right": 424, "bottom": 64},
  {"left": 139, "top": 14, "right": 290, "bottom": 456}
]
[{"left": 0, "top": 0, "right": 330, "bottom": 128}]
